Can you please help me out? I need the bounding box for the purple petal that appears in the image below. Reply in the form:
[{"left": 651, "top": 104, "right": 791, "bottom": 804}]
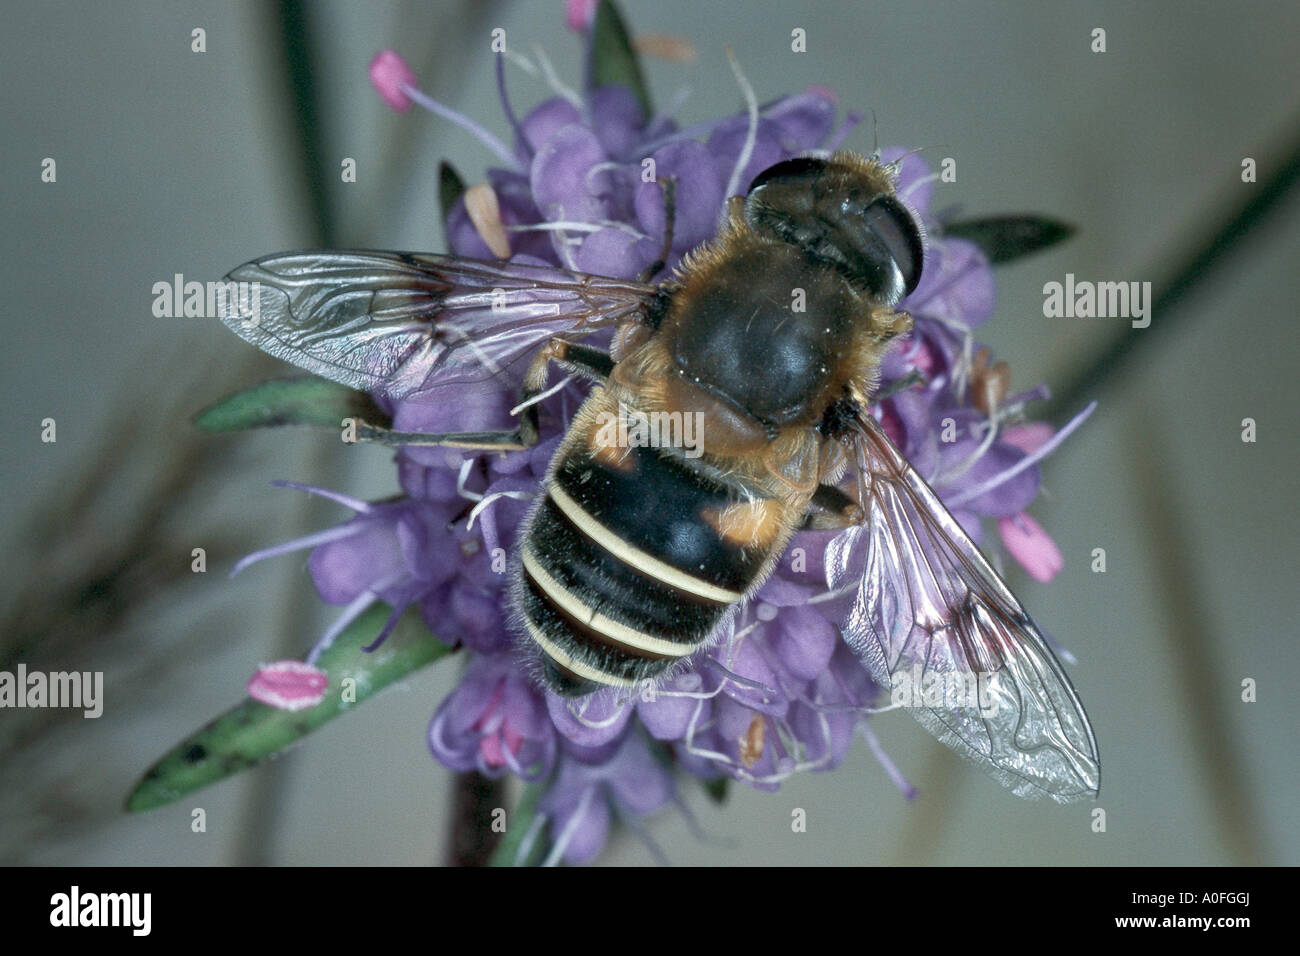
[
  {"left": 606, "top": 741, "right": 674, "bottom": 814},
  {"left": 637, "top": 674, "right": 707, "bottom": 741},
  {"left": 788, "top": 700, "right": 855, "bottom": 768},
  {"left": 764, "top": 90, "right": 837, "bottom": 151},
  {"left": 575, "top": 227, "right": 659, "bottom": 278},
  {"left": 519, "top": 97, "right": 583, "bottom": 156},
  {"left": 769, "top": 604, "right": 837, "bottom": 681},
  {"left": 717, "top": 638, "right": 788, "bottom": 717},
  {"left": 308, "top": 518, "right": 406, "bottom": 604},
  {"left": 588, "top": 86, "right": 645, "bottom": 158},
  {"left": 397, "top": 457, "right": 462, "bottom": 504},
  {"left": 502, "top": 672, "right": 553, "bottom": 742},
  {"left": 937, "top": 439, "right": 1040, "bottom": 517},
  {"left": 395, "top": 508, "right": 455, "bottom": 587},
  {"left": 880, "top": 147, "right": 935, "bottom": 217},
  {"left": 392, "top": 386, "right": 516, "bottom": 469},
  {"left": 446, "top": 584, "right": 511, "bottom": 654},
  {"left": 883, "top": 388, "right": 940, "bottom": 479},
  {"left": 753, "top": 573, "right": 813, "bottom": 608},
  {"left": 775, "top": 529, "right": 838, "bottom": 588},
  {"left": 706, "top": 118, "right": 785, "bottom": 194},
  {"left": 555, "top": 788, "right": 611, "bottom": 864},
  {"left": 907, "top": 238, "right": 996, "bottom": 329},
  {"left": 824, "top": 641, "right": 881, "bottom": 706},
  {"left": 530, "top": 124, "right": 610, "bottom": 223},
  {"left": 635, "top": 140, "right": 725, "bottom": 252},
  {"left": 546, "top": 690, "right": 632, "bottom": 746}
]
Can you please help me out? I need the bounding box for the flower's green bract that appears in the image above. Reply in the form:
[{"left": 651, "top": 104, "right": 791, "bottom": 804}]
[
  {"left": 943, "top": 214, "right": 1076, "bottom": 264},
  {"left": 438, "top": 160, "right": 466, "bottom": 230},
  {"left": 126, "top": 604, "right": 448, "bottom": 812},
  {"left": 193, "top": 376, "right": 387, "bottom": 432},
  {"left": 588, "top": 0, "right": 652, "bottom": 117}
]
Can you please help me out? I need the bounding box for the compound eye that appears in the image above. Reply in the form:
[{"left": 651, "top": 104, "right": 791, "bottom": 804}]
[
  {"left": 746, "top": 156, "right": 829, "bottom": 195},
  {"left": 864, "top": 194, "right": 924, "bottom": 298}
]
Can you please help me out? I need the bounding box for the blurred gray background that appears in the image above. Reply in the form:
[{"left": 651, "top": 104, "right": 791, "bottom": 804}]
[{"left": 1, "top": 0, "right": 1297, "bottom": 865}]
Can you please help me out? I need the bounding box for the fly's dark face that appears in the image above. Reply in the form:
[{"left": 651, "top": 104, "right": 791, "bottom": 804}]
[
  {"left": 655, "top": 153, "right": 921, "bottom": 444},
  {"left": 743, "top": 155, "right": 925, "bottom": 307}
]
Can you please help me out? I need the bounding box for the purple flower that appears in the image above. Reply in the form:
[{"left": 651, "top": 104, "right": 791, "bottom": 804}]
[
  {"left": 534, "top": 731, "right": 675, "bottom": 865},
  {"left": 428, "top": 654, "right": 556, "bottom": 780},
  {"left": 236, "top": 35, "right": 1088, "bottom": 863},
  {"left": 232, "top": 486, "right": 457, "bottom": 662}
]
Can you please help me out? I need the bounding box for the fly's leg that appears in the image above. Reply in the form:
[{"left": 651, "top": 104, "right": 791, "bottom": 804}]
[
  {"left": 801, "top": 483, "right": 865, "bottom": 530},
  {"left": 353, "top": 339, "right": 614, "bottom": 449},
  {"left": 637, "top": 176, "right": 677, "bottom": 283}
]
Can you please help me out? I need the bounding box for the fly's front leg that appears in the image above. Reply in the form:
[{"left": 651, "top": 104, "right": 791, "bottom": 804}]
[
  {"left": 351, "top": 421, "right": 532, "bottom": 450},
  {"left": 638, "top": 176, "right": 677, "bottom": 283},
  {"left": 353, "top": 339, "right": 614, "bottom": 449},
  {"left": 801, "top": 483, "right": 865, "bottom": 530},
  {"left": 522, "top": 339, "right": 615, "bottom": 391},
  {"left": 513, "top": 338, "right": 616, "bottom": 443}
]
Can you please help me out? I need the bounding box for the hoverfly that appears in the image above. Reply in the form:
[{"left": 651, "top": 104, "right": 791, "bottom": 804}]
[{"left": 219, "top": 151, "right": 1099, "bottom": 802}]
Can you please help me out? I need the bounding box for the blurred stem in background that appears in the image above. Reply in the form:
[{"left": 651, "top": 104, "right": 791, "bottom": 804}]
[
  {"left": 1044, "top": 119, "right": 1300, "bottom": 425},
  {"left": 228, "top": 0, "right": 344, "bottom": 865},
  {"left": 254, "top": 0, "right": 511, "bottom": 866}
]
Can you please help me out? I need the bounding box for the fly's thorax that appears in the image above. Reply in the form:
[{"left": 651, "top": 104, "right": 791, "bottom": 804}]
[
  {"left": 661, "top": 239, "right": 868, "bottom": 432},
  {"left": 603, "top": 348, "right": 826, "bottom": 506}
]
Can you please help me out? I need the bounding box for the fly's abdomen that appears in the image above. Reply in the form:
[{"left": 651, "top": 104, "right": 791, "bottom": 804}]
[{"left": 516, "top": 413, "right": 785, "bottom": 696}]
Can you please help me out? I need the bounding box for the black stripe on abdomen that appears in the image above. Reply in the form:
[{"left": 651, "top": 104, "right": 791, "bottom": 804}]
[
  {"left": 530, "top": 494, "right": 723, "bottom": 642},
  {"left": 551, "top": 442, "right": 769, "bottom": 594},
  {"left": 517, "top": 440, "right": 773, "bottom": 693}
]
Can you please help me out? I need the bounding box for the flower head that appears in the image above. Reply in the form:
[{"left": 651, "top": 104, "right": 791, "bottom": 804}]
[{"left": 237, "top": 33, "right": 1088, "bottom": 863}]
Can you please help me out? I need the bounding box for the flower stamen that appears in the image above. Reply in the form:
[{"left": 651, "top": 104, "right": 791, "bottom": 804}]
[
  {"left": 947, "top": 401, "right": 1097, "bottom": 509},
  {"left": 722, "top": 45, "right": 759, "bottom": 201}
]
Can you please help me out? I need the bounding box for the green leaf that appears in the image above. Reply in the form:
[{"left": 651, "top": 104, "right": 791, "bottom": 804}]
[
  {"left": 942, "top": 215, "right": 1076, "bottom": 265},
  {"left": 126, "top": 603, "right": 450, "bottom": 812},
  {"left": 490, "top": 783, "right": 550, "bottom": 866},
  {"left": 587, "top": 0, "right": 652, "bottom": 119},
  {"left": 439, "top": 160, "right": 466, "bottom": 229},
  {"left": 193, "top": 376, "right": 387, "bottom": 432}
]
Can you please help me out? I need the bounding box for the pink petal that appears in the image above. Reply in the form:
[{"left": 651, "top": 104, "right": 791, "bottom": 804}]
[
  {"left": 479, "top": 725, "right": 524, "bottom": 768},
  {"left": 503, "top": 724, "right": 523, "bottom": 755},
  {"left": 480, "top": 733, "right": 506, "bottom": 767},
  {"left": 1001, "top": 421, "right": 1054, "bottom": 456},
  {"left": 369, "top": 50, "right": 415, "bottom": 113},
  {"left": 248, "top": 661, "right": 329, "bottom": 711},
  {"left": 804, "top": 84, "right": 838, "bottom": 105},
  {"left": 566, "top": 0, "right": 597, "bottom": 32},
  {"left": 912, "top": 338, "right": 938, "bottom": 375},
  {"left": 997, "top": 512, "right": 1064, "bottom": 583}
]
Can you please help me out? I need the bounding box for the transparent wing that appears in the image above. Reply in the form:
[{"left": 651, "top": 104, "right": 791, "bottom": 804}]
[
  {"left": 218, "top": 251, "right": 657, "bottom": 402},
  {"left": 825, "top": 414, "right": 1100, "bottom": 802}
]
